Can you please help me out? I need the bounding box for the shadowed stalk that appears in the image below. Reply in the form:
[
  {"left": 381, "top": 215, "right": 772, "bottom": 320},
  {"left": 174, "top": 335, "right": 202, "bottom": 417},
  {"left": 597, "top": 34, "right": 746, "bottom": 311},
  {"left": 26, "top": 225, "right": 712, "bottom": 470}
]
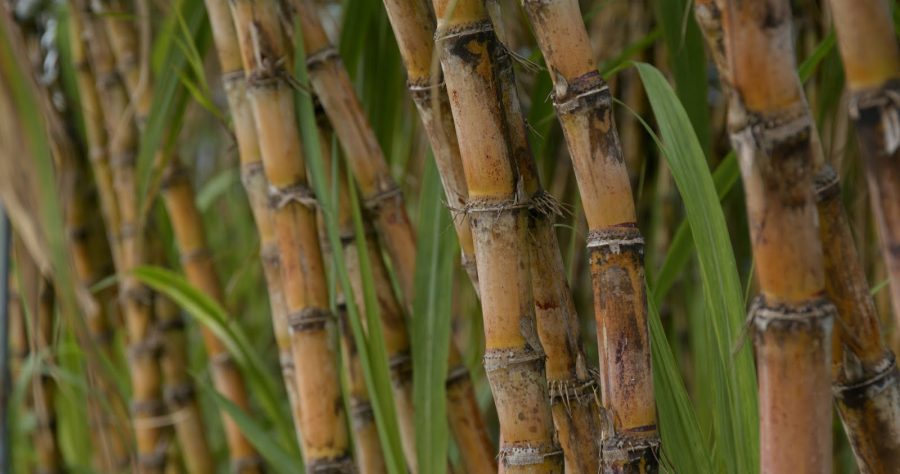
[
  {"left": 432, "top": 0, "right": 561, "bottom": 471},
  {"left": 300, "top": 2, "right": 496, "bottom": 470},
  {"left": 320, "top": 121, "right": 420, "bottom": 471},
  {"left": 695, "top": 1, "right": 900, "bottom": 470},
  {"left": 825, "top": 0, "right": 900, "bottom": 338},
  {"left": 516, "top": 0, "right": 658, "bottom": 469},
  {"left": 160, "top": 158, "right": 264, "bottom": 473},
  {"left": 717, "top": 1, "right": 836, "bottom": 471},
  {"left": 229, "top": 0, "right": 353, "bottom": 469},
  {"left": 316, "top": 130, "right": 387, "bottom": 473},
  {"left": 200, "top": 0, "right": 305, "bottom": 442}
]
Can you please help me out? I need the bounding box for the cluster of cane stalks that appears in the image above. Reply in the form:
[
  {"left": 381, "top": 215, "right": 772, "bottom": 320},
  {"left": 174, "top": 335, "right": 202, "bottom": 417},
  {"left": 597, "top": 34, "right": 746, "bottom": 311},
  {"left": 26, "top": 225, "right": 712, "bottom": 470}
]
[{"left": 1, "top": 0, "right": 900, "bottom": 472}]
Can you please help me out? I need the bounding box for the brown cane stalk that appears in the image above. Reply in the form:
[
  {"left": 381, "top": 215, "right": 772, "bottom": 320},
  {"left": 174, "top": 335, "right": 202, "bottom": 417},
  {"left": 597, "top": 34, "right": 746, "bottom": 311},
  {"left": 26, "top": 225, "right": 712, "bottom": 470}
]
[
  {"left": 432, "top": 0, "right": 561, "bottom": 471},
  {"left": 292, "top": 0, "right": 416, "bottom": 298},
  {"left": 72, "top": 3, "right": 176, "bottom": 470},
  {"left": 319, "top": 121, "right": 420, "bottom": 471},
  {"left": 716, "top": 1, "right": 836, "bottom": 471},
  {"left": 695, "top": 1, "right": 900, "bottom": 470},
  {"left": 517, "top": 0, "right": 659, "bottom": 469},
  {"left": 380, "top": 0, "right": 478, "bottom": 290},
  {"left": 825, "top": 0, "right": 900, "bottom": 338},
  {"left": 229, "top": 0, "right": 352, "bottom": 469},
  {"left": 202, "top": 0, "right": 305, "bottom": 442},
  {"left": 88, "top": 0, "right": 265, "bottom": 467},
  {"left": 296, "top": 2, "right": 497, "bottom": 470}
]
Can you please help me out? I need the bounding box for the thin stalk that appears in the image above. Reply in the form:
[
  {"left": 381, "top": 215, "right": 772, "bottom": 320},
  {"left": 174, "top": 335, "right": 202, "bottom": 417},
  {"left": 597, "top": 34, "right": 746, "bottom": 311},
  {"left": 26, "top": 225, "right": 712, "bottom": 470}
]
[
  {"left": 160, "top": 158, "right": 264, "bottom": 473},
  {"left": 0, "top": 205, "right": 9, "bottom": 474},
  {"left": 695, "top": 1, "right": 900, "bottom": 470},
  {"left": 517, "top": 0, "right": 658, "bottom": 469},
  {"left": 73, "top": 3, "right": 171, "bottom": 470},
  {"left": 90, "top": 0, "right": 264, "bottom": 466},
  {"left": 718, "top": 1, "right": 835, "bottom": 471},
  {"left": 15, "top": 242, "right": 65, "bottom": 474},
  {"left": 144, "top": 235, "right": 215, "bottom": 474},
  {"left": 292, "top": 0, "right": 416, "bottom": 298},
  {"left": 314, "top": 121, "right": 388, "bottom": 474},
  {"left": 57, "top": 12, "right": 134, "bottom": 470},
  {"left": 826, "top": 0, "right": 900, "bottom": 334},
  {"left": 201, "top": 0, "right": 305, "bottom": 442},
  {"left": 321, "top": 123, "right": 418, "bottom": 472},
  {"left": 336, "top": 294, "right": 387, "bottom": 474},
  {"left": 432, "top": 0, "right": 561, "bottom": 471},
  {"left": 229, "top": 0, "right": 352, "bottom": 469}
]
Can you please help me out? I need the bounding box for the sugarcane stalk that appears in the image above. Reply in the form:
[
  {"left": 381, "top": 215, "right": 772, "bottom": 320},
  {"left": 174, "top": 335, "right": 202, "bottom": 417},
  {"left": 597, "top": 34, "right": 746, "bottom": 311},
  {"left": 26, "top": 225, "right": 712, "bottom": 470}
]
[
  {"left": 489, "top": 29, "right": 602, "bottom": 472},
  {"left": 159, "top": 158, "right": 265, "bottom": 473},
  {"left": 379, "top": 1, "right": 510, "bottom": 470},
  {"left": 695, "top": 1, "right": 900, "bottom": 470},
  {"left": 229, "top": 0, "right": 352, "bottom": 469},
  {"left": 516, "top": 0, "right": 658, "bottom": 469},
  {"left": 825, "top": 0, "right": 900, "bottom": 337},
  {"left": 292, "top": 0, "right": 416, "bottom": 298},
  {"left": 72, "top": 4, "right": 174, "bottom": 470},
  {"left": 432, "top": 0, "right": 561, "bottom": 471},
  {"left": 717, "top": 1, "right": 835, "bottom": 471},
  {"left": 48, "top": 11, "right": 137, "bottom": 470},
  {"left": 319, "top": 121, "right": 420, "bottom": 472},
  {"left": 201, "top": 0, "right": 305, "bottom": 442},
  {"left": 88, "top": 0, "right": 265, "bottom": 466},
  {"left": 380, "top": 0, "right": 477, "bottom": 289}
]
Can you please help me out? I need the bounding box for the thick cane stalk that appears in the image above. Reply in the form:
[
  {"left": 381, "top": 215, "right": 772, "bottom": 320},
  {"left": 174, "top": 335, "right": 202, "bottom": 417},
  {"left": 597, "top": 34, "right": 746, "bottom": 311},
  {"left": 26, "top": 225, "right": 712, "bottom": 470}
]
[
  {"left": 695, "top": 1, "right": 900, "bottom": 470},
  {"left": 200, "top": 0, "right": 305, "bottom": 442},
  {"left": 229, "top": 0, "right": 352, "bottom": 469},
  {"left": 826, "top": 0, "right": 900, "bottom": 331},
  {"left": 490, "top": 34, "right": 602, "bottom": 473},
  {"left": 717, "top": 1, "right": 835, "bottom": 471},
  {"left": 432, "top": 0, "right": 561, "bottom": 471},
  {"left": 516, "top": 0, "right": 657, "bottom": 469}
]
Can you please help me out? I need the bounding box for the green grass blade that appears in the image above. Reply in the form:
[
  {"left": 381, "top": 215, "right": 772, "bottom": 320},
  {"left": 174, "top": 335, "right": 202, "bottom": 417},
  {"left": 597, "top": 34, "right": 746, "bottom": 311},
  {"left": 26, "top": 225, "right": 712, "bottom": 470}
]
[
  {"left": 637, "top": 62, "right": 758, "bottom": 473},
  {"left": 206, "top": 387, "right": 301, "bottom": 473},
  {"left": 648, "top": 297, "right": 711, "bottom": 473},
  {"left": 652, "top": 0, "right": 710, "bottom": 153},
  {"left": 410, "top": 157, "right": 454, "bottom": 474}
]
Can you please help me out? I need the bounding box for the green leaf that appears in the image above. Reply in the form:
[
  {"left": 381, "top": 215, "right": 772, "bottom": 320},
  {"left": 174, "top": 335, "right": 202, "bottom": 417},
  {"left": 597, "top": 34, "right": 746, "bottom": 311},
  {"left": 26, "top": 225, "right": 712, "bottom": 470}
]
[
  {"left": 648, "top": 298, "right": 711, "bottom": 473},
  {"left": 637, "top": 62, "right": 758, "bottom": 473},
  {"left": 410, "top": 157, "right": 454, "bottom": 474},
  {"left": 652, "top": 0, "right": 710, "bottom": 153},
  {"left": 206, "top": 386, "right": 301, "bottom": 473}
]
